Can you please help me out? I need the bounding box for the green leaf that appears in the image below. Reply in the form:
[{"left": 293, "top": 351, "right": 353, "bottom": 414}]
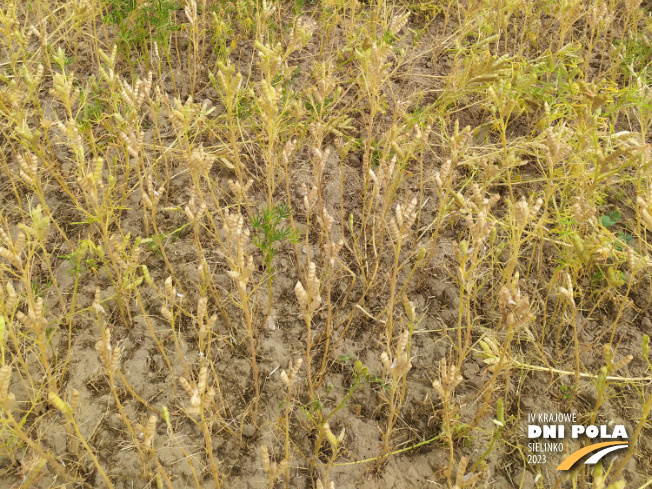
[{"left": 600, "top": 214, "right": 617, "bottom": 227}]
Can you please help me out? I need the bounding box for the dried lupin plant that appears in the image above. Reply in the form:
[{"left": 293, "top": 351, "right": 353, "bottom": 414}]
[
  {"left": 368, "top": 155, "right": 396, "bottom": 203},
  {"left": 260, "top": 445, "right": 287, "bottom": 488},
  {"left": 95, "top": 328, "right": 121, "bottom": 372},
  {"left": 77, "top": 157, "right": 106, "bottom": 209},
  {"left": 141, "top": 174, "right": 165, "bottom": 210},
  {"left": 571, "top": 195, "right": 596, "bottom": 225},
  {"left": 497, "top": 274, "right": 535, "bottom": 333},
  {"left": 0, "top": 365, "right": 15, "bottom": 411},
  {"left": 323, "top": 422, "right": 345, "bottom": 451},
  {"left": 17, "top": 152, "right": 39, "bottom": 186},
  {"left": 513, "top": 195, "right": 543, "bottom": 229},
  {"left": 464, "top": 185, "right": 499, "bottom": 245},
  {"left": 434, "top": 159, "right": 452, "bottom": 189},
  {"left": 388, "top": 196, "right": 418, "bottom": 242},
  {"left": 381, "top": 330, "right": 412, "bottom": 378},
  {"left": 178, "top": 367, "right": 215, "bottom": 417},
  {"left": 318, "top": 207, "right": 344, "bottom": 266},
  {"left": 184, "top": 194, "right": 207, "bottom": 224},
  {"left": 16, "top": 297, "right": 47, "bottom": 334},
  {"left": 224, "top": 209, "right": 255, "bottom": 295},
  {"left": 432, "top": 357, "right": 463, "bottom": 400},
  {"left": 433, "top": 356, "right": 464, "bottom": 480},
  {"left": 452, "top": 456, "right": 484, "bottom": 488},
  {"left": 120, "top": 130, "right": 144, "bottom": 159},
  {"left": 557, "top": 272, "right": 576, "bottom": 308},
  {"left": 228, "top": 178, "right": 253, "bottom": 202},
  {"left": 389, "top": 11, "right": 409, "bottom": 36},
  {"left": 196, "top": 296, "right": 217, "bottom": 349},
  {"left": 636, "top": 182, "right": 652, "bottom": 232},
  {"left": 280, "top": 358, "right": 302, "bottom": 389},
  {"left": 135, "top": 415, "right": 157, "bottom": 449},
  {"left": 0, "top": 227, "right": 24, "bottom": 268},
  {"left": 316, "top": 480, "right": 335, "bottom": 489},
  {"left": 187, "top": 144, "right": 215, "bottom": 174},
  {"left": 295, "top": 261, "right": 321, "bottom": 316}
]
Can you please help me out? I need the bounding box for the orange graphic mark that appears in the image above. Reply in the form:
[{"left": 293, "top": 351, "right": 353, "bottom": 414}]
[{"left": 557, "top": 441, "right": 628, "bottom": 470}]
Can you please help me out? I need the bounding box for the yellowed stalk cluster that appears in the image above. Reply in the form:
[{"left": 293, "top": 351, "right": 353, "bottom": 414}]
[
  {"left": 295, "top": 261, "right": 321, "bottom": 315},
  {"left": 16, "top": 296, "right": 46, "bottom": 334},
  {"left": 0, "top": 226, "right": 25, "bottom": 268},
  {"left": 98, "top": 46, "right": 118, "bottom": 83},
  {"left": 224, "top": 209, "right": 255, "bottom": 295},
  {"left": 316, "top": 480, "right": 335, "bottom": 489},
  {"left": 95, "top": 328, "right": 121, "bottom": 372},
  {"left": 636, "top": 77, "right": 652, "bottom": 103},
  {"left": 514, "top": 195, "right": 543, "bottom": 229},
  {"left": 312, "top": 61, "right": 337, "bottom": 104},
  {"left": 17, "top": 152, "right": 38, "bottom": 186},
  {"left": 571, "top": 195, "right": 596, "bottom": 225},
  {"left": 280, "top": 358, "right": 302, "bottom": 389},
  {"left": 587, "top": 2, "right": 613, "bottom": 28},
  {"left": 196, "top": 296, "right": 217, "bottom": 345},
  {"left": 228, "top": 178, "right": 253, "bottom": 202},
  {"left": 369, "top": 155, "right": 396, "bottom": 202},
  {"left": 187, "top": 144, "right": 215, "bottom": 173},
  {"left": 184, "top": 195, "right": 207, "bottom": 224},
  {"left": 184, "top": 0, "right": 197, "bottom": 24},
  {"left": 381, "top": 330, "right": 412, "bottom": 378},
  {"left": 49, "top": 71, "right": 80, "bottom": 108},
  {"left": 389, "top": 11, "right": 410, "bottom": 36},
  {"left": 260, "top": 445, "right": 287, "bottom": 485},
  {"left": 557, "top": 272, "right": 575, "bottom": 308},
  {"left": 432, "top": 357, "right": 463, "bottom": 400},
  {"left": 318, "top": 208, "right": 344, "bottom": 267},
  {"left": 179, "top": 367, "right": 215, "bottom": 416},
  {"left": 142, "top": 174, "right": 165, "bottom": 210},
  {"left": 0, "top": 365, "right": 15, "bottom": 411},
  {"left": 108, "top": 234, "right": 132, "bottom": 270},
  {"left": 119, "top": 130, "right": 144, "bottom": 159},
  {"left": 498, "top": 275, "right": 534, "bottom": 331},
  {"left": 119, "top": 72, "right": 152, "bottom": 110},
  {"left": 389, "top": 197, "right": 418, "bottom": 242},
  {"left": 364, "top": 42, "right": 393, "bottom": 83},
  {"left": 434, "top": 159, "right": 452, "bottom": 189},
  {"left": 603, "top": 345, "right": 633, "bottom": 374},
  {"left": 168, "top": 96, "right": 200, "bottom": 132},
  {"left": 636, "top": 182, "right": 652, "bottom": 231},
  {"left": 464, "top": 184, "right": 499, "bottom": 245},
  {"left": 77, "top": 157, "right": 106, "bottom": 207},
  {"left": 48, "top": 392, "right": 72, "bottom": 415},
  {"left": 391, "top": 123, "right": 431, "bottom": 161},
  {"left": 452, "top": 456, "right": 484, "bottom": 489},
  {"left": 1, "top": 282, "right": 18, "bottom": 311},
  {"left": 323, "top": 422, "right": 345, "bottom": 450},
  {"left": 543, "top": 127, "right": 571, "bottom": 167},
  {"left": 136, "top": 415, "right": 158, "bottom": 449},
  {"left": 287, "top": 17, "right": 316, "bottom": 53},
  {"left": 160, "top": 276, "right": 177, "bottom": 322}
]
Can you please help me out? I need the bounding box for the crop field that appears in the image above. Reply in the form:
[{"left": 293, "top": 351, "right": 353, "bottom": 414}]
[{"left": 0, "top": 0, "right": 651, "bottom": 487}]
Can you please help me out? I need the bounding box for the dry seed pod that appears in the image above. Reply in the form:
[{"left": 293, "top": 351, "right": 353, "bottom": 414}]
[
  {"left": 260, "top": 445, "right": 287, "bottom": 483},
  {"left": 143, "top": 415, "right": 157, "bottom": 448},
  {"left": 432, "top": 357, "right": 463, "bottom": 399},
  {"left": 381, "top": 330, "right": 412, "bottom": 378},
  {"left": 0, "top": 365, "right": 11, "bottom": 400},
  {"left": 48, "top": 392, "right": 71, "bottom": 415},
  {"left": 280, "top": 358, "right": 303, "bottom": 388},
  {"left": 295, "top": 262, "right": 321, "bottom": 315},
  {"left": 164, "top": 276, "right": 176, "bottom": 303}
]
